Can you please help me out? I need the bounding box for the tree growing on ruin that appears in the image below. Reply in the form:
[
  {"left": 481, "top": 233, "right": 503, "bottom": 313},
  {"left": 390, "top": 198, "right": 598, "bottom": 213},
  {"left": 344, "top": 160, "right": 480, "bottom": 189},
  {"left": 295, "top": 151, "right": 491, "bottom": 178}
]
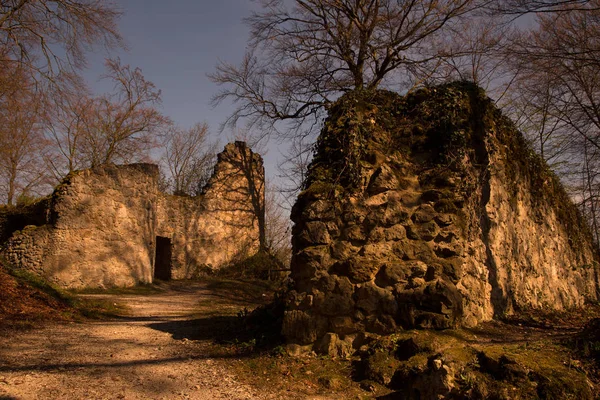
[{"left": 211, "top": 0, "right": 484, "bottom": 135}]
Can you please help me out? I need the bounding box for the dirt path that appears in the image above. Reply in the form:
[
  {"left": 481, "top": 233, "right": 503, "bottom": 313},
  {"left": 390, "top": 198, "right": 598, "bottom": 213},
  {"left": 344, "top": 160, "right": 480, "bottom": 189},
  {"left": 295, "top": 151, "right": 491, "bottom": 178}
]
[{"left": 0, "top": 281, "right": 289, "bottom": 400}]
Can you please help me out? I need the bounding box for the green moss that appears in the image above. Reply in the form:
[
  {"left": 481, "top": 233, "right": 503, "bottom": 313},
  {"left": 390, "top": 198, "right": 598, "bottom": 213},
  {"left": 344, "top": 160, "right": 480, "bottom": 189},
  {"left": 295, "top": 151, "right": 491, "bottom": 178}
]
[
  {"left": 304, "top": 89, "right": 401, "bottom": 191},
  {"left": 359, "top": 327, "right": 595, "bottom": 399},
  {"left": 302, "top": 81, "right": 595, "bottom": 258},
  {"left": 478, "top": 343, "right": 593, "bottom": 399},
  {"left": 303, "top": 82, "right": 486, "bottom": 193},
  {"left": 298, "top": 182, "right": 344, "bottom": 202}
]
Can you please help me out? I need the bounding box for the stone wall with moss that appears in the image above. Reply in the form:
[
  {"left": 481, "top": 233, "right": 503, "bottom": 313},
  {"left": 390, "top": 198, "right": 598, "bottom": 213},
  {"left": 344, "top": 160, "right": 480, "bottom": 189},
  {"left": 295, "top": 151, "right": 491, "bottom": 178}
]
[
  {"left": 0, "top": 142, "right": 264, "bottom": 288},
  {"left": 283, "top": 82, "right": 600, "bottom": 348}
]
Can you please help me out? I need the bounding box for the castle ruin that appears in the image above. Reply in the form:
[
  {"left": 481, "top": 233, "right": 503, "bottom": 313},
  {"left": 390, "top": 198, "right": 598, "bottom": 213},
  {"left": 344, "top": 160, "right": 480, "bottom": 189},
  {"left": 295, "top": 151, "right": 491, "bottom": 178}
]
[
  {"left": 0, "top": 141, "right": 264, "bottom": 289},
  {"left": 283, "top": 83, "right": 600, "bottom": 349}
]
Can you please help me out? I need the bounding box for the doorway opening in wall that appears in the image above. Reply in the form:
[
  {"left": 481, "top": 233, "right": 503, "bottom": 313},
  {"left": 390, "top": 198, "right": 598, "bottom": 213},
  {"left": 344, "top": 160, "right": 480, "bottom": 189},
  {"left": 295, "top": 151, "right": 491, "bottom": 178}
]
[{"left": 154, "top": 236, "right": 172, "bottom": 281}]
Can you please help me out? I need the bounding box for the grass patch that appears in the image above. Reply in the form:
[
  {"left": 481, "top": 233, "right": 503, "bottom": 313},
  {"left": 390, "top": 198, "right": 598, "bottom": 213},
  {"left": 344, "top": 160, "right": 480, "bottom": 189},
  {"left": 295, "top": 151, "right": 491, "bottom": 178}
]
[
  {"left": 225, "top": 351, "right": 370, "bottom": 398},
  {"left": 64, "top": 297, "right": 128, "bottom": 320},
  {"left": 8, "top": 265, "right": 128, "bottom": 319}
]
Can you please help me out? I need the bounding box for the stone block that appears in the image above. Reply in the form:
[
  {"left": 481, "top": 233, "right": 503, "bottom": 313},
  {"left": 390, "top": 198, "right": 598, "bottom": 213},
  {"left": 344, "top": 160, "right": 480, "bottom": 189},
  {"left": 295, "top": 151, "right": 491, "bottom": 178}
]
[
  {"left": 435, "top": 213, "right": 457, "bottom": 227},
  {"left": 411, "top": 204, "right": 436, "bottom": 223},
  {"left": 375, "top": 262, "right": 408, "bottom": 288},
  {"left": 329, "top": 316, "right": 358, "bottom": 335},
  {"left": 317, "top": 292, "right": 355, "bottom": 316},
  {"left": 381, "top": 207, "right": 411, "bottom": 226},
  {"left": 302, "top": 199, "right": 336, "bottom": 221},
  {"left": 344, "top": 224, "right": 366, "bottom": 242},
  {"left": 332, "top": 256, "right": 381, "bottom": 283},
  {"left": 282, "top": 310, "right": 327, "bottom": 345},
  {"left": 360, "top": 241, "right": 396, "bottom": 260},
  {"left": 406, "top": 221, "right": 439, "bottom": 242},
  {"left": 368, "top": 164, "right": 401, "bottom": 194},
  {"left": 314, "top": 333, "right": 354, "bottom": 359},
  {"left": 297, "top": 221, "right": 331, "bottom": 246},
  {"left": 355, "top": 282, "right": 396, "bottom": 315},
  {"left": 331, "top": 240, "right": 360, "bottom": 260}
]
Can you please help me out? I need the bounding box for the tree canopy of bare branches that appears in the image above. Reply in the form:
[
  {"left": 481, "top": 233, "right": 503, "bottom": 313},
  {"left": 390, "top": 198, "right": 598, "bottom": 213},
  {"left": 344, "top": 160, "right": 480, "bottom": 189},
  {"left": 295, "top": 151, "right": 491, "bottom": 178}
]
[
  {"left": 83, "top": 58, "right": 169, "bottom": 167},
  {"left": 0, "top": 66, "right": 50, "bottom": 204},
  {"left": 505, "top": 1, "right": 600, "bottom": 243},
  {"left": 161, "top": 123, "right": 218, "bottom": 196},
  {"left": 45, "top": 58, "right": 170, "bottom": 176},
  {"left": 509, "top": 1, "right": 600, "bottom": 161},
  {"left": 0, "top": 0, "right": 123, "bottom": 81},
  {"left": 45, "top": 88, "right": 94, "bottom": 178},
  {"left": 211, "top": 0, "right": 485, "bottom": 135},
  {"left": 492, "top": 0, "right": 599, "bottom": 15}
]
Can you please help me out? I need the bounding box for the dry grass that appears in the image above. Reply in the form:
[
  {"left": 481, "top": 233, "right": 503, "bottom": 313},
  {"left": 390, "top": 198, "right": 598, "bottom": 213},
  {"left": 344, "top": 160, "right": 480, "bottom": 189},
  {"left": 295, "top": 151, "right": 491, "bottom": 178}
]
[{"left": 0, "top": 259, "right": 127, "bottom": 329}]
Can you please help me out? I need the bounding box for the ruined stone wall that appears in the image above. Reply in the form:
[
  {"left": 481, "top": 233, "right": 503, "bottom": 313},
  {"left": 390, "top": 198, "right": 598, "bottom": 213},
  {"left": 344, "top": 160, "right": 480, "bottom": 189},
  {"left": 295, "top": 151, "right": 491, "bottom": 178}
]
[
  {"left": 284, "top": 83, "right": 599, "bottom": 348},
  {"left": 0, "top": 142, "right": 264, "bottom": 288},
  {"left": 2, "top": 164, "right": 158, "bottom": 288},
  {"left": 156, "top": 142, "right": 264, "bottom": 279}
]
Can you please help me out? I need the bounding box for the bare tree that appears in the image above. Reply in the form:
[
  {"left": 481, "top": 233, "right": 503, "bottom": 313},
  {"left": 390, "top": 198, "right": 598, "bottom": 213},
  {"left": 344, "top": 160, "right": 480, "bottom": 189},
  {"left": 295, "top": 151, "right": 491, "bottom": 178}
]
[
  {"left": 508, "top": 71, "right": 577, "bottom": 172},
  {"left": 0, "top": 67, "right": 50, "bottom": 204},
  {"left": 0, "top": 1, "right": 125, "bottom": 193},
  {"left": 162, "top": 122, "right": 219, "bottom": 196},
  {"left": 509, "top": 2, "right": 600, "bottom": 154},
  {"left": 211, "top": 0, "right": 485, "bottom": 136},
  {"left": 0, "top": 0, "right": 123, "bottom": 81},
  {"left": 45, "top": 86, "right": 94, "bottom": 178},
  {"left": 504, "top": 1, "right": 600, "bottom": 242},
  {"left": 264, "top": 179, "right": 292, "bottom": 265},
  {"left": 45, "top": 58, "right": 169, "bottom": 174},
  {"left": 276, "top": 135, "right": 314, "bottom": 205},
  {"left": 492, "top": 0, "right": 599, "bottom": 15},
  {"left": 82, "top": 58, "right": 169, "bottom": 167},
  {"left": 431, "top": 16, "right": 517, "bottom": 93}
]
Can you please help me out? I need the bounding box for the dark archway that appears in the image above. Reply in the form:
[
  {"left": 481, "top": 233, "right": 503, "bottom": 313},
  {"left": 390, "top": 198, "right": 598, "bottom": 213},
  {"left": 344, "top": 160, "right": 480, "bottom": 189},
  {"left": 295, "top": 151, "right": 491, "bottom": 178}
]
[{"left": 154, "top": 236, "right": 172, "bottom": 281}]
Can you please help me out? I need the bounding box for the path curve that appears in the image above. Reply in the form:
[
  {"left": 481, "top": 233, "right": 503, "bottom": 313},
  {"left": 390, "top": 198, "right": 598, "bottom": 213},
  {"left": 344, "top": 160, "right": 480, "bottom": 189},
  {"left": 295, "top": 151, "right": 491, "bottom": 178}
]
[{"left": 0, "top": 282, "right": 270, "bottom": 400}]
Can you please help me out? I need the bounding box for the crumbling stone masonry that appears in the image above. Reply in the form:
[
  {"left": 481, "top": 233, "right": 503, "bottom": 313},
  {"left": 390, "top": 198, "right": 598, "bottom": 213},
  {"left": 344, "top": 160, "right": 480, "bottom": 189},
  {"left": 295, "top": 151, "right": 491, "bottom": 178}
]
[
  {"left": 283, "top": 83, "right": 600, "bottom": 349},
  {"left": 0, "top": 141, "right": 264, "bottom": 288}
]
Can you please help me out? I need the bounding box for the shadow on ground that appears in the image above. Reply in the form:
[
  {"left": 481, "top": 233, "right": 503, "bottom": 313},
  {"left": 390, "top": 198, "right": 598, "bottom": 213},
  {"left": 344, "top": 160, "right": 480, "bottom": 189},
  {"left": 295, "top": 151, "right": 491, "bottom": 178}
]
[
  {"left": 148, "top": 298, "right": 285, "bottom": 352},
  {"left": 148, "top": 316, "right": 242, "bottom": 343}
]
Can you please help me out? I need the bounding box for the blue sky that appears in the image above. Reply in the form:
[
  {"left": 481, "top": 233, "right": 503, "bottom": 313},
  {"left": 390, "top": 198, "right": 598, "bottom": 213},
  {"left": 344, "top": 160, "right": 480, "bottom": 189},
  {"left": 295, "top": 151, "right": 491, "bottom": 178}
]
[
  {"left": 83, "top": 1, "right": 284, "bottom": 178},
  {"left": 81, "top": 2, "right": 532, "bottom": 187}
]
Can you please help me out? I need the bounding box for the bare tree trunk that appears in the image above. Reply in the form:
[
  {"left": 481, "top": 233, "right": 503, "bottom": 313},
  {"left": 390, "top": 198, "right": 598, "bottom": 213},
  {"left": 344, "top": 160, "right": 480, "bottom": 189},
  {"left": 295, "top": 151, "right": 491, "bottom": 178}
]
[
  {"left": 6, "top": 164, "right": 16, "bottom": 205},
  {"left": 584, "top": 141, "right": 600, "bottom": 247}
]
